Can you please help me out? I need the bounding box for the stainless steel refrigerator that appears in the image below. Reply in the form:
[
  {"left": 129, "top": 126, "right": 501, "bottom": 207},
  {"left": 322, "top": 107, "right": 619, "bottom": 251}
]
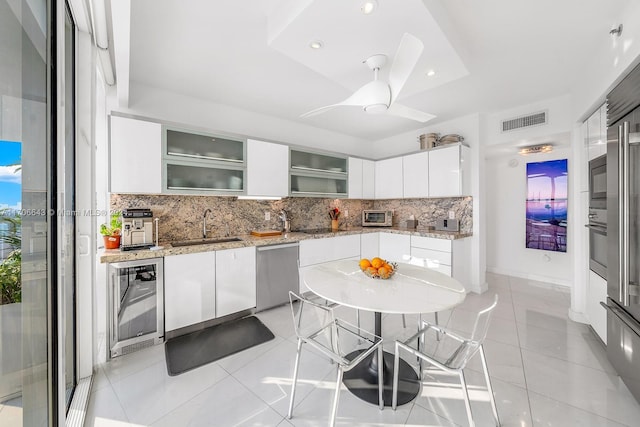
[{"left": 605, "top": 61, "right": 640, "bottom": 402}]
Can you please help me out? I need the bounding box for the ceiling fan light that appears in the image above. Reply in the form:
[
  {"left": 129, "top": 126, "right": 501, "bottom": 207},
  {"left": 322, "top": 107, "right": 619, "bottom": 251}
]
[
  {"left": 309, "top": 40, "right": 323, "bottom": 49},
  {"left": 360, "top": 0, "right": 378, "bottom": 15},
  {"left": 364, "top": 103, "right": 388, "bottom": 114}
]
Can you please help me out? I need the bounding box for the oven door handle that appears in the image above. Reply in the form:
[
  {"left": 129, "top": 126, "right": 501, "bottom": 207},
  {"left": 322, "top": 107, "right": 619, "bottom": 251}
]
[
  {"left": 601, "top": 300, "right": 640, "bottom": 336},
  {"left": 584, "top": 224, "right": 607, "bottom": 233}
]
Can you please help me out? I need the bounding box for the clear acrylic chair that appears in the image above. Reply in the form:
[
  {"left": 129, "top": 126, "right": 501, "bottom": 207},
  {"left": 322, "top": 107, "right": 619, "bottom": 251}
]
[
  {"left": 288, "top": 291, "right": 384, "bottom": 426},
  {"left": 392, "top": 295, "right": 500, "bottom": 427}
]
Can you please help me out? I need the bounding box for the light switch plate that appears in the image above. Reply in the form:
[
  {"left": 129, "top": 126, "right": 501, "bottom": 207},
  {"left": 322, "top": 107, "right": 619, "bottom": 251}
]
[
  {"left": 448, "top": 210, "right": 455, "bottom": 219},
  {"left": 264, "top": 211, "right": 270, "bottom": 220}
]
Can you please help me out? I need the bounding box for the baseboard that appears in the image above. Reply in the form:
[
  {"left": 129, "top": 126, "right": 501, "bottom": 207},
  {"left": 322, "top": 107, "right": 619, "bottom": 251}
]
[
  {"left": 568, "top": 308, "right": 589, "bottom": 324},
  {"left": 487, "top": 266, "right": 572, "bottom": 290}
]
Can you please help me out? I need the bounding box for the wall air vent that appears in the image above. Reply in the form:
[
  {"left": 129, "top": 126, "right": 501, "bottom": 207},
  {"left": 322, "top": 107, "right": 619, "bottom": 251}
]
[{"left": 501, "top": 110, "right": 548, "bottom": 132}]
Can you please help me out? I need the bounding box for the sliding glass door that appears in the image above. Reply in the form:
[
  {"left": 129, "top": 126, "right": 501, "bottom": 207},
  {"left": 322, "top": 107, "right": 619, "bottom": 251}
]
[{"left": 0, "top": 0, "right": 77, "bottom": 424}]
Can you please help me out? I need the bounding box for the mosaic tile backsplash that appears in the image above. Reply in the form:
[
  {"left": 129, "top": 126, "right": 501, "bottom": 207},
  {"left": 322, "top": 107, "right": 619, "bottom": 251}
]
[{"left": 110, "top": 194, "right": 472, "bottom": 242}]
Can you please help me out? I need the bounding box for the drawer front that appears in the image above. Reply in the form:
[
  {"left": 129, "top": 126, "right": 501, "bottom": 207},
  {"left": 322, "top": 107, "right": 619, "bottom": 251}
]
[
  {"left": 299, "top": 235, "right": 360, "bottom": 267},
  {"left": 410, "top": 235, "right": 452, "bottom": 252},
  {"left": 410, "top": 247, "right": 451, "bottom": 266}
]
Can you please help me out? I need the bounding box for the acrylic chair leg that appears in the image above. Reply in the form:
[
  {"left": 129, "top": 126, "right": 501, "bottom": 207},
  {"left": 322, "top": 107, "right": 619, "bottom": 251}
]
[
  {"left": 459, "top": 370, "right": 475, "bottom": 427},
  {"left": 329, "top": 367, "right": 344, "bottom": 427},
  {"left": 479, "top": 346, "right": 500, "bottom": 426},
  {"left": 377, "top": 345, "right": 384, "bottom": 410},
  {"left": 392, "top": 343, "right": 400, "bottom": 410},
  {"left": 287, "top": 339, "right": 303, "bottom": 419},
  {"left": 435, "top": 312, "right": 440, "bottom": 341}
]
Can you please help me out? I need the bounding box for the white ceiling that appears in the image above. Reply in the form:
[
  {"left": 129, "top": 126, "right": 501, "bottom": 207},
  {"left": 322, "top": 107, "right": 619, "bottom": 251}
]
[{"left": 124, "top": 0, "right": 629, "bottom": 141}]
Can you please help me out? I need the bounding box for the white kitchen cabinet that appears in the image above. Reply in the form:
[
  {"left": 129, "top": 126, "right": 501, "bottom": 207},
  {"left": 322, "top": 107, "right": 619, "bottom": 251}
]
[
  {"left": 110, "top": 116, "right": 162, "bottom": 194},
  {"left": 215, "top": 246, "right": 256, "bottom": 317},
  {"left": 348, "top": 157, "right": 375, "bottom": 199},
  {"left": 247, "top": 139, "right": 289, "bottom": 197},
  {"left": 402, "top": 151, "right": 429, "bottom": 198},
  {"left": 428, "top": 144, "right": 470, "bottom": 197},
  {"left": 362, "top": 159, "right": 375, "bottom": 199},
  {"left": 299, "top": 235, "right": 360, "bottom": 293},
  {"left": 587, "top": 270, "right": 607, "bottom": 344},
  {"left": 164, "top": 252, "right": 216, "bottom": 331},
  {"left": 586, "top": 104, "right": 607, "bottom": 161},
  {"left": 379, "top": 233, "right": 410, "bottom": 263},
  {"left": 360, "top": 232, "right": 380, "bottom": 260},
  {"left": 375, "top": 157, "right": 403, "bottom": 199},
  {"left": 410, "top": 236, "right": 453, "bottom": 276}
]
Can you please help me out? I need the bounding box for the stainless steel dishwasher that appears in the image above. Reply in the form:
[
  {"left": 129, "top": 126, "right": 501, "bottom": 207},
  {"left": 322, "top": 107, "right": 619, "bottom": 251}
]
[{"left": 256, "top": 242, "right": 299, "bottom": 311}]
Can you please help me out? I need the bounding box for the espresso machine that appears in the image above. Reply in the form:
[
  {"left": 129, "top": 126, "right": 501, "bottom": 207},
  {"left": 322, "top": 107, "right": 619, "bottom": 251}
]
[{"left": 121, "top": 208, "right": 154, "bottom": 251}]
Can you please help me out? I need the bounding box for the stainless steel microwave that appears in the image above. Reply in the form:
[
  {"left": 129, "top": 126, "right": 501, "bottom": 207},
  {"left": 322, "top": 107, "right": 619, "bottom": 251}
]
[{"left": 362, "top": 210, "right": 393, "bottom": 227}]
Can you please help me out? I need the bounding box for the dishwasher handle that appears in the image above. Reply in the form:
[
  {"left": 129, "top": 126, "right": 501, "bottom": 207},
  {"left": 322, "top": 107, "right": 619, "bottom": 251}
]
[{"left": 257, "top": 243, "right": 299, "bottom": 251}]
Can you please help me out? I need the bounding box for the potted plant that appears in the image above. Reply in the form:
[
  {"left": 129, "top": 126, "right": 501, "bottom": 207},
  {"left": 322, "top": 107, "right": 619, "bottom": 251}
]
[{"left": 100, "top": 212, "right": 122, "bottom": 249}]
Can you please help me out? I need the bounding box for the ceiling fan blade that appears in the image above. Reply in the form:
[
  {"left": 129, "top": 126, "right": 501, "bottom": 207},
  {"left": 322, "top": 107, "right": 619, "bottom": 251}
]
[
  {"left": 387, "top": 103, "right": 435, "bottom": 123},
  {"left": 388, "top": 33, "right": 424, "bottom": 104},
  {"left": 301, "top": 81, "right": 388, "bottom": 118}
]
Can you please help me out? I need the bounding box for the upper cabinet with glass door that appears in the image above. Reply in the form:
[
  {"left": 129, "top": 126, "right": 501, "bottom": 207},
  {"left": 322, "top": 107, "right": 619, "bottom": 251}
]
[
  {"left": 289, "top": 149, "right": 348, "bottom": 197},
  {"left": 163, "top": 127, "right": 246, "bottom": 194}
]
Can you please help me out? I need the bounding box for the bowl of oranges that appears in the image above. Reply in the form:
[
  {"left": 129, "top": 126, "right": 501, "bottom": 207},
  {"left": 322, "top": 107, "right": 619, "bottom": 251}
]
[{"left": 359, "top": 257, "right": 397, "bottom": 279}]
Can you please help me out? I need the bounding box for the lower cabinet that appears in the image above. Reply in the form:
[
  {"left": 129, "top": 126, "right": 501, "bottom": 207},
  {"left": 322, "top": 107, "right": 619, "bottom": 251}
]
[
  {"left": 216, "top": 246, "right": 257, "bottom": 317},
  {"left": 299, "top": 235, "right": 360, "bottom": 293},
  {"left": 587, "top": 270, "right": 607, "bottom": 343},
  {"left": 378, "top": 233, "right": 411, "bottom": 262},
  {"left": 164, "top": 252, "right": 216, "bottom": 331},
  {"left": 410, "top": 236, "right": 453, "bottom": 276}
]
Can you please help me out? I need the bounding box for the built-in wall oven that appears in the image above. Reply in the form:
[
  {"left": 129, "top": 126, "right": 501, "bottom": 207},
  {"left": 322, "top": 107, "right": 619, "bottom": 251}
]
[
  {"left": 587, "top": 207, "right": 607, "bottom": 279},
  {"left": 108, "top": 258, "right": 164, "bottom": 358}
]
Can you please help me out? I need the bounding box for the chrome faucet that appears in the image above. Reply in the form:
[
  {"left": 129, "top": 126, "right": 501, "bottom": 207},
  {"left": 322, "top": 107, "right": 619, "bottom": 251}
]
[
  {"left": 278, "top": 210, "right": 291, "bottom": 232},
  {"left": 203, "top": 208, "right": 212, "bottom": 238}
]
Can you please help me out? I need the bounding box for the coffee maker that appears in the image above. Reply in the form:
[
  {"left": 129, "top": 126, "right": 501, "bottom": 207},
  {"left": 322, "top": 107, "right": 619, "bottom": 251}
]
[{"left": 121, "top": 208, "right": 154, "bottom": 250}]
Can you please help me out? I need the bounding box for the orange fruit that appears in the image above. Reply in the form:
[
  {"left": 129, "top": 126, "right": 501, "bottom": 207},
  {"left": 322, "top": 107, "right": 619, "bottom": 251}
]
[
  {"left": 377, "top": 266, "right": 389, "bottom": 276},
  {"left": 366, "top": 266, "right": 378, "bottom": 276},
  {"left": 371, "top": 257, "right": 384, "bottom": 269},
  {"left": 359, "top": 258, "right": 371, "bottom": 270},
  {"left": 383, "top": 263, "right": 393, "bottom": 271}
]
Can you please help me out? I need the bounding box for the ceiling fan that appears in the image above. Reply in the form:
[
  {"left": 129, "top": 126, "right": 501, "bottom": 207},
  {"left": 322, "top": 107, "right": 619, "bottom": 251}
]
[{"left": 301, "top": 33, "right": 435, "bottom": 123}]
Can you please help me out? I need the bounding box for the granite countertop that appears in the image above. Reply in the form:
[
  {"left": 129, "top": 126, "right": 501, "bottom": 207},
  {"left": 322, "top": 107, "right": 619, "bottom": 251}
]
[{"left": 99, "top": 226, "right": 472, "bottom": 263}]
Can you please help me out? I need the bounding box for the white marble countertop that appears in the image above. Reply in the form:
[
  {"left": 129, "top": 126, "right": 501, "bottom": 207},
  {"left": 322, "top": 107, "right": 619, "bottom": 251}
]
[
  {"left": 301, "top": 259, "right": 466, "bottom": 315},
  {"left": 99, "top": 226, "right": 472, "bottom": 263}
]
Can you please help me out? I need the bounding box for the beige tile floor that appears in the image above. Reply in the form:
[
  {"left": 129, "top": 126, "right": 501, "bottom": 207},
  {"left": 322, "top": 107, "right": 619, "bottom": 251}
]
[{"left": 84, "top": 273, "right": 640, "bottom": 426}]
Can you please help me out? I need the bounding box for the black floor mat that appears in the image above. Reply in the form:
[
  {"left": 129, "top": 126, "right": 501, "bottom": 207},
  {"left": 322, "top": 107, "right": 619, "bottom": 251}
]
[{"left": 165, "top": 316, "right": 275, "bottom": 376}]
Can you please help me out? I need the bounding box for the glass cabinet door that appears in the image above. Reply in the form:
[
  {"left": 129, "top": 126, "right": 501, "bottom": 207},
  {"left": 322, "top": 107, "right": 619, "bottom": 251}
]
[
  {"left": 290, "top": 150, "right": 347, "bottom": 173},
  {"left": 289, "top": 149, "right": 347, "bottom": 197},
  {"left": 166, "top": 163, "right": 244, "bottom": 192},
  {"left": 166, "top": 129, "right": 244, "bottom": 163}
]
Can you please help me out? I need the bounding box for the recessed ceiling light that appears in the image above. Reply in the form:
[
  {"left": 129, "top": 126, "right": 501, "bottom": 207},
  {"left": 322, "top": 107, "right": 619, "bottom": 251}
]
[
  {"left": 309, "top": 40, "right": 324, "bottom": 49},
  {"left": 360, "top": 0, "right": 378, "bottom": 15},
  {"left": 426, "top": 70, "right": 436, "bottom": 77}
]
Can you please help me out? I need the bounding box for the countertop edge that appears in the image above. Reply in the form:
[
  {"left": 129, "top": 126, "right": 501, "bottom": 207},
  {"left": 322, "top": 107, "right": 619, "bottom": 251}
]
[{"left": 99, "top": 227, "right": 472, "bottom": 263}]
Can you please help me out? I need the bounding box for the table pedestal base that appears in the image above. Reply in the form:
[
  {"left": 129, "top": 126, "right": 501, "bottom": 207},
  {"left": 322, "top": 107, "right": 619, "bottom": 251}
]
[{"left": 343, "top": 349, "right": 420, "bottom": 407}]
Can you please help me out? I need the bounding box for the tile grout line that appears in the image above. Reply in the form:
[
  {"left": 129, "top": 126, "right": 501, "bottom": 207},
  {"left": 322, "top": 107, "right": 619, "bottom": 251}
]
[{"left": 507, "top": 275, "right": 537, "bottom": 426}]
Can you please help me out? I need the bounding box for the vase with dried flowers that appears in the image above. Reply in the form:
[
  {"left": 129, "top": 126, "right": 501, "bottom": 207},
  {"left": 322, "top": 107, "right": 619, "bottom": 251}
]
[{"left": 329, "top": 207, "right": 340, "bottom": 230}]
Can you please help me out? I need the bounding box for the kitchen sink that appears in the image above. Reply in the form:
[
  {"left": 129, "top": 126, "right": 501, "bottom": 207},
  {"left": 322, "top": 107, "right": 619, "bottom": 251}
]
[{"left": 170, "top": 237, "right": 242, "bottom": 247}]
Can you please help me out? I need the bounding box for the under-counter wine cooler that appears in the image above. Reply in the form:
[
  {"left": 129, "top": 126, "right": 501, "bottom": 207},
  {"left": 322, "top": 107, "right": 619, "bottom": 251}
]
[{"left": 108, "top": 258, "right": 164, "bottom": 358}]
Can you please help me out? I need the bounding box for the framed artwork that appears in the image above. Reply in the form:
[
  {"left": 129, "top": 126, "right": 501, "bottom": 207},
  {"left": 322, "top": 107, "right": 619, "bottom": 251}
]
[{"left": 525, "top": 159, "right": 568, "bottom": 252}]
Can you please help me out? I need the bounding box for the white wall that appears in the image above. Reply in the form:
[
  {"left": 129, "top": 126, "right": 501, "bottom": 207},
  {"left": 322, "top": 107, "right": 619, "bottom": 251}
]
[
  {"left": 571, "top": 1, "right": 640, "bottom": 121},
  {"left": 485, "top": 94, "right": 573, "bottom": 148},
  {"left": 486, "top": 147, "right": 573, "bottom": 287},
  {"left": 110, "top": 82, "right": 372, "bottom": 158}
]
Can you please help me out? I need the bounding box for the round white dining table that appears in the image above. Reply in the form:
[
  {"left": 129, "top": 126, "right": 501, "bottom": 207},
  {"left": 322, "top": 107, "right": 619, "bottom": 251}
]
[{"left": 301, "top": 258, "right": 467, "bottom": 406}]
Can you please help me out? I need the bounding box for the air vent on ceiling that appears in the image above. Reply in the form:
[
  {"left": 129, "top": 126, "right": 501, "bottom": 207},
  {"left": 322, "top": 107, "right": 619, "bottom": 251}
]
[{"left": 501, "top": 110, "right": 548, "bottom": 132}]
